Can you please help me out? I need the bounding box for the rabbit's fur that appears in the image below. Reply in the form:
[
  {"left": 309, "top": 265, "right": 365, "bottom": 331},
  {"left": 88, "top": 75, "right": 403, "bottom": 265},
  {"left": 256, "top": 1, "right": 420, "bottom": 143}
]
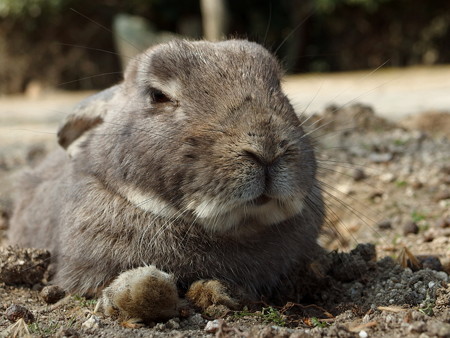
[{"left": 9, "top": 40, "right": 324, "bottom": 304}]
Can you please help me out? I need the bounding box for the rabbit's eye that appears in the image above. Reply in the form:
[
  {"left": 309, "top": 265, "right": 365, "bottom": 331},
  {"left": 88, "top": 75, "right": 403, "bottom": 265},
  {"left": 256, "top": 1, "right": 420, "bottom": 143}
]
[{"left": 150, "top": 88, "right": 171, "bottom": 104}]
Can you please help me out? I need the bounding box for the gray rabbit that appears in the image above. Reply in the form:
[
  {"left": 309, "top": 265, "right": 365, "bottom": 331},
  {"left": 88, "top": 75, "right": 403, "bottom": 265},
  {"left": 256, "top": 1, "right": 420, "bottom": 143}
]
[{"left": 9, "top": 40, "right": 325, "bottom": 322}]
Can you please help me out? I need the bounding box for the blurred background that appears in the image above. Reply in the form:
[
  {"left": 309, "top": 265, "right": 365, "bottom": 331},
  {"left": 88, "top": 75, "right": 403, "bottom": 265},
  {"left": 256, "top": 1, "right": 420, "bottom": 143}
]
[{"left": 0, "top": 0, "right": 450, "bottom": 95}]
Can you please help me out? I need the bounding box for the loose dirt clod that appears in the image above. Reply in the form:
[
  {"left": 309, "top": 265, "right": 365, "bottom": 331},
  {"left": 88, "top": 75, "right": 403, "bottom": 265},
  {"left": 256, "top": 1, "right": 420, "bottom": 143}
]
[
  {"left": 0, "top": 246, "right": 50, "bottom": 286},
  {"left": 5, "top": 304, "right": 35, "bottom": 324},
  {"left": 417, "top": 255, "right": 443, "bottom": 271},
  {"left": 403, "top": 221, "right": 419, "bottom": 235},
  {"left": 40, "top": 285, "right": 66, "bottom": 304}
]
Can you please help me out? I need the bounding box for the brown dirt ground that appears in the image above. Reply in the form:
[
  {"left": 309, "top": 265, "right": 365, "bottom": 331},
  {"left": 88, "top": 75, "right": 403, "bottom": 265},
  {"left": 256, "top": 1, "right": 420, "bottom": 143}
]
[{"left": 0, "top": 90, "right": 449, "bottom": 337}]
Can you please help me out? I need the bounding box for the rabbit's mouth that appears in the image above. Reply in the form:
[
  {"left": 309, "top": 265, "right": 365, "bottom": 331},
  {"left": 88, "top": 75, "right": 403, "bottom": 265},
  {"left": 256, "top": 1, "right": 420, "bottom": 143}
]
[{"left": 184, "top": 190, "right": 306, "bottom": 234}]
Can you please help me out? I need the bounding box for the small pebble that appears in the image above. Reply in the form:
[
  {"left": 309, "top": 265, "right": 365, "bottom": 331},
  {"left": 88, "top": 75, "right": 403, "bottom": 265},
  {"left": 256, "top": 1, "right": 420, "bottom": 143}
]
[
  {"left": 435, "top": 271, "right": 449, "bottom": 282},
  {"left": 410, "top": 179, "right": 423, "bottom": 189},
  {"left": 370, "top": 191, "right": 384, "bottom": 200},
  {"left": 153, "top": 323, "right": 166, "bottom": 331},
  {"left": 369, "top": 152, "right": 393, "bottom": 163},
  {"left": 31, "top": 283, "right": 44, "bottom": 291},
  {"left": 154, "top": 323, "right": 166, "bottom": 330},
  {"left": 380, "top": 172, "right": 396, "bottom": 183},
  {"left": 423, "top": 230, "right": 436, "bottom": 242},
  {"left": 188, "top": 313, "right": 205, "bottom": 327},
  {"left": 411, "top": 310, "right": 426, "bottom": 321},
  {"left": 377, "top": 220, "right": 392, "bottom": 230},
  {"left": 5, "top": 304, "right": 35, "bottom": 324},
  {"left": 81, "top": 315, "right": 101, "bottom": 329},
  {"left": 407, "top": 321, "right": 426, "bottom": 334},
  {"left": 359, "top": 330, "right": 368, "bottom": 338},
  {"left": 204, "top": 304, "right": 229, "bottom": 318},
  {"left": 165, "top": 318, "right": 180, "bottom": 329},
  {"left": 439, "top": 200, "right": 450, "bottom": 209},
  {"left": 362, "top": 314, "right": 371, "bottom": 323},
  {"left": 204, "top": 319, "right": 221, "bottom": 333},
  {"left": 403, "top": 221, "right": 419, "bottom": 235},
  {"left": 353, "top": 168, "right": 367, "bottom": 181},
  {"left": 41, "top": 285, "right": 66, "bottom": 304}
]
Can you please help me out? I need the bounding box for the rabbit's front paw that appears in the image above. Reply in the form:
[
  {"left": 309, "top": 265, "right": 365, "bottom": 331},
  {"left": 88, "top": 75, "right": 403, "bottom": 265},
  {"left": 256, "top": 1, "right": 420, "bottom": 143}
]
[
  {"left": 186, "top": 279, "right": 239, "bottom": 311},
  {"left": 97, "top": 266, "right": 180, "bottom": 323}
]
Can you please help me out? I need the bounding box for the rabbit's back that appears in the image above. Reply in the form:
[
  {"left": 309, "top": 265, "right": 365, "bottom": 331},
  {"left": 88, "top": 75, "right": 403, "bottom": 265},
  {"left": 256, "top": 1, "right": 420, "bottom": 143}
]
[{"left": 9, "top": 149, "right": 69, "bottom": 251}]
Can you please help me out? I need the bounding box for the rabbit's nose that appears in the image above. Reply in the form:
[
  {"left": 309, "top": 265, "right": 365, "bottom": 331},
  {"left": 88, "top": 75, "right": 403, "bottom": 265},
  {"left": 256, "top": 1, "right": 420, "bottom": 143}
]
[
  {"left": 242, "top": 149, "right": 268, "bottom": 166},
  {"left": 241, "top": 147, "right": 284, "bottom": 168},
  {"left": 241, "top": 148, "right": 285, "bottom": 189}
]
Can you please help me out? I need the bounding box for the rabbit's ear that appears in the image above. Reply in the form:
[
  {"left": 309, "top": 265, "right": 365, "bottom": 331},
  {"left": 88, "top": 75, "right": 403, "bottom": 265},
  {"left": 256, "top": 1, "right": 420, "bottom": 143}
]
[
  {"left": 57, "top": 85, "right": 120, "bottom": 150},
  {"left": 123, "top": 43, "right": 165, "bottom": 84},
  {"left": 123, "top": 53, "right": 142, "bottom": 84}
]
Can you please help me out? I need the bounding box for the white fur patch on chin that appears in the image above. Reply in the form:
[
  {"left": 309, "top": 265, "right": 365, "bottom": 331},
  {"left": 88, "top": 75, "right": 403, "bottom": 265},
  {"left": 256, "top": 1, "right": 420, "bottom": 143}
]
[
  {"left": 120, "top": 185, "right": 178, "bottom": 218},
  {"left": 187, "top": 197, "right": 305, "bottom": 233}
]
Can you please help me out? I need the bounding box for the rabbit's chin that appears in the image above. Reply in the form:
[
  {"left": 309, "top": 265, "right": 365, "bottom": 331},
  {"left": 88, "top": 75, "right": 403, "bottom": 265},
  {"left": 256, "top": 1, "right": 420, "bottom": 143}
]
[
  {"left": 119, "top": 184, "right": 305, "bottom": 234},
  {"left": 186, "top": 196, "right": 305, "bottom": 233}
]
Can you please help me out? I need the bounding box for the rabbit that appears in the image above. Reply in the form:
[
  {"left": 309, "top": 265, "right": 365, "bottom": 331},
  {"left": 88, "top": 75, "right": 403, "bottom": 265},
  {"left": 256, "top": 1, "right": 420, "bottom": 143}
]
[{"left": 8, "top": 39, "right": 325, "bottom": 322}]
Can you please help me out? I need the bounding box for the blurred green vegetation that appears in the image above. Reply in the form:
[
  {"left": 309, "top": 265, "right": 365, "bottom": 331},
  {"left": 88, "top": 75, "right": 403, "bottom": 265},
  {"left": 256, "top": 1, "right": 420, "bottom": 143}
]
[
  {"left": 0, "top": 0, "right": 449, "bottom": 94},
  {"left": 0, "top": 0, "right": 65, "bottom": 18}
]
